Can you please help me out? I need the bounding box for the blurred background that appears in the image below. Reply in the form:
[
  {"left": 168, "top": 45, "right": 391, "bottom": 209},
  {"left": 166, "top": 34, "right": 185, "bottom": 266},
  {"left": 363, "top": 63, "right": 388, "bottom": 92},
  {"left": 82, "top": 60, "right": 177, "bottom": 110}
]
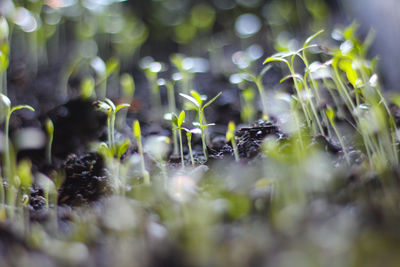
[{"left": 1, "top": 0, "right": 399, "bottom": 101}]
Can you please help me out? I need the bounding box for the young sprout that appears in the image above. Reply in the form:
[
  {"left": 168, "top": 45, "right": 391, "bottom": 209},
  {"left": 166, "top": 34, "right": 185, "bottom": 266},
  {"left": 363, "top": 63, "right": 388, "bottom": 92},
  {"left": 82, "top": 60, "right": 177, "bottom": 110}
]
[
  {"left": 180, "top": 90, "right": 221, "bottom": 160},
  {"left": 1, "top": 94, "right": 35, "bottom": 180},
  {"left": 226, "top": 121, "right": 239, "bottom": 162},
  {"left": 45, "top": 118, "right": 54, "bottom": 165},
  {"left": 91, "top": 57, "right": 119, "bottom": 99},
  {"left": 94, "top": 98, "right": 130, "bottom": 156},
  {"left": 326, "top": 106, "right": 350, "bottom": 164},
  {"left": 133, "top": 120, "right": 150, "bottom": 185},
  {"left": 172, "top": 110, "right": 186, "bottom": 167},
  {"left": 183, "top": 128, "right": 201, "bottom": 166}
]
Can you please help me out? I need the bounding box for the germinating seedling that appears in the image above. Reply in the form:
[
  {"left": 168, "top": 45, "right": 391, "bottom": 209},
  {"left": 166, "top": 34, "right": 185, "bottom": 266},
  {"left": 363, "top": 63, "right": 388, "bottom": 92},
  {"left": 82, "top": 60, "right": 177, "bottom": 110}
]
[
  {"left": 180, "top": 90, "right": 221, "bottom": 160},
  {"left": 91, "top": 57, "right": 120, "bottom": 99},
  {"left": 226, "top": 121, "right": 239, "bottom": 162},
  {"left": 0, "top": 93, "right": 35, "bottom": 218},
  {"left": 171, "top": 110, "right": 186, "bottom": 167},
  {"left": 94, "top": 98, "right": 130, "bottom": 156},
  {"left": 133, "top": 120, "right": 150, "bottom": 185},
  {"left": 45, "top": 118, "right": 54, "bottom": 165}
]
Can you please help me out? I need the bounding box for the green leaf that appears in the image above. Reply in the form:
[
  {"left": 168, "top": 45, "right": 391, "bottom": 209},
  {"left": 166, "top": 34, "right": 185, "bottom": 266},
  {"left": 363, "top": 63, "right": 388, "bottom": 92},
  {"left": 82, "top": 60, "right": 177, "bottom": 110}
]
[
  {"left": 115, "top": 103, "right": 130, "bottom": 113},
  {"left": 186, "top": 130, "right": 192, "bottom": 140},
  {"left": 325, "top": 106, "right": 335, "bottom": 125},
  {"left": 226, "top": 121, "right": 236, "bottom": 141},
  {"left": 117, "top": 139, "right": 131, "bottom": 159},
  {"left": 133, "top": 120, "right": 141, "bottom": 139},
  {"left": 202, "top": 92, "right": 222, "bottom": 110},
  {"left": 106, "top": 57, "right": 119, "bottom": 76},
  {"left": 263, "top": 56, "right": 289, "bottom": 65},
  {"left": 201, "top": 123, "right": 215, "bottom": 130},
  {"left": 190, "top": 90, "right": 203, "bottom": 106},
  {"left": 180, "top": 93, "right": 200, "bottom": 108},
  {"left": 339, "top": 59, "right": 358, "bottom": 87},
  {"left": 177, "top": 110, "right": 185, "bottom": 127},
  {"left": 97, "top": 142, "right": 113, "bottom": 159},
  {"left": 303, "top": 30, "right": 324, "bottom": 48},
  {"left": 171, "top": 113, "right": 178, "bottom": 126},
  {"left": 192, "top": 122, "right": 201, "bottom": 127}
]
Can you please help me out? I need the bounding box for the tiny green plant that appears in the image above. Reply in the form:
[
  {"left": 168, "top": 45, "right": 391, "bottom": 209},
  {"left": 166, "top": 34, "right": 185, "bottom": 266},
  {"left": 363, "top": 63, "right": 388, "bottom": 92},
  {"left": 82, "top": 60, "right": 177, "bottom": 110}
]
[
  {"left": 180, "top": 90, "right": 221, "bottom": 160},
  {"left": 91, "top": 57, "right": 120, "bottom": 99},
  {"left": 164, "top": 112, "right": 179, "bottom": 156},
  {"left": 325, "top": 106, "right": 350, "bottom": 164},
  {"left": 171, "top": 110, "right": 186, "bottom": 167},
  {"left": 133, "top": 120, "right": 150, "bottom": 185},
  {"left": 94, "top": 98, "right": 130, "bottom": 156},
  {"left": 226, "top": 121, "right": 239, "bottom": 162},
  {"left": 0, "top": 93, "right": 35, "bottom": 218},
  {"left": 45, "top": 118, "right": 54, "bottom": 165}
]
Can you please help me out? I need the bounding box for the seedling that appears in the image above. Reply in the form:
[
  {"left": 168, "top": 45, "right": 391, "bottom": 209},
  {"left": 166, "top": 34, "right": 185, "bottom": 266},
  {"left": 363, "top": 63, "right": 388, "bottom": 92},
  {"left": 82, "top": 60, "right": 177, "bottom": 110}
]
[
  {"left": 171, "top": 110, "right": 186, "bottom": 167},
  {"left": 133, "top": 120, "right": 150, "bottom": 185},
  {"left": 0, "top": 94, "right": 34, "bottom": 218},
  {"left": 226, "top": 121, "right": 239, "bottom": 162},
  {"left": 91, "top": 57, "right": 120, "bottom": 99},
  {"left": 164, "top": 112, "right": 179, "bottom": 156},
  {"left": 264, "top": 30, "right": 326, "bottom": 135},
  {"left": 94, "top": 98, "right": 130, "bottom": 156},
  {"left": 180, "top": 90, "right": 221, "bottom": 160},
  {"left": 45, "top": 118, "right": 54, "bottom": 165}
]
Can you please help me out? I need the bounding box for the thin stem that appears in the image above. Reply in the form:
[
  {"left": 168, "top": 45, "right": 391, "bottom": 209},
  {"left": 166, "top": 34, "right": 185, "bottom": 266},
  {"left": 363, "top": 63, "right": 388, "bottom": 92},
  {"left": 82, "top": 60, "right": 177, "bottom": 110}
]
[
  {"left": 187, "top": 136, "right": 195, "bottom": 166},
  {"left": 46, "top": 131, "right": 53, "bottom": 165},
  {"left": 201, "top": 131, "right": 208, "bottom": 161},
  {"left": 231, "top": 138, "right": 239, "bottom": 162},
  {"left": 179, "top": 129, "right": 184, "bottom": 167}
]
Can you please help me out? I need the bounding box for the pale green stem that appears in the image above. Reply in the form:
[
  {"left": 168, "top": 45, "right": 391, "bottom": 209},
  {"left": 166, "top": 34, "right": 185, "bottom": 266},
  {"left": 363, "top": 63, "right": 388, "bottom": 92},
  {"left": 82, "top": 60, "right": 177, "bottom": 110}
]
[{"left": 178, "top": 129, "right": 184, "bottom": 167}]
